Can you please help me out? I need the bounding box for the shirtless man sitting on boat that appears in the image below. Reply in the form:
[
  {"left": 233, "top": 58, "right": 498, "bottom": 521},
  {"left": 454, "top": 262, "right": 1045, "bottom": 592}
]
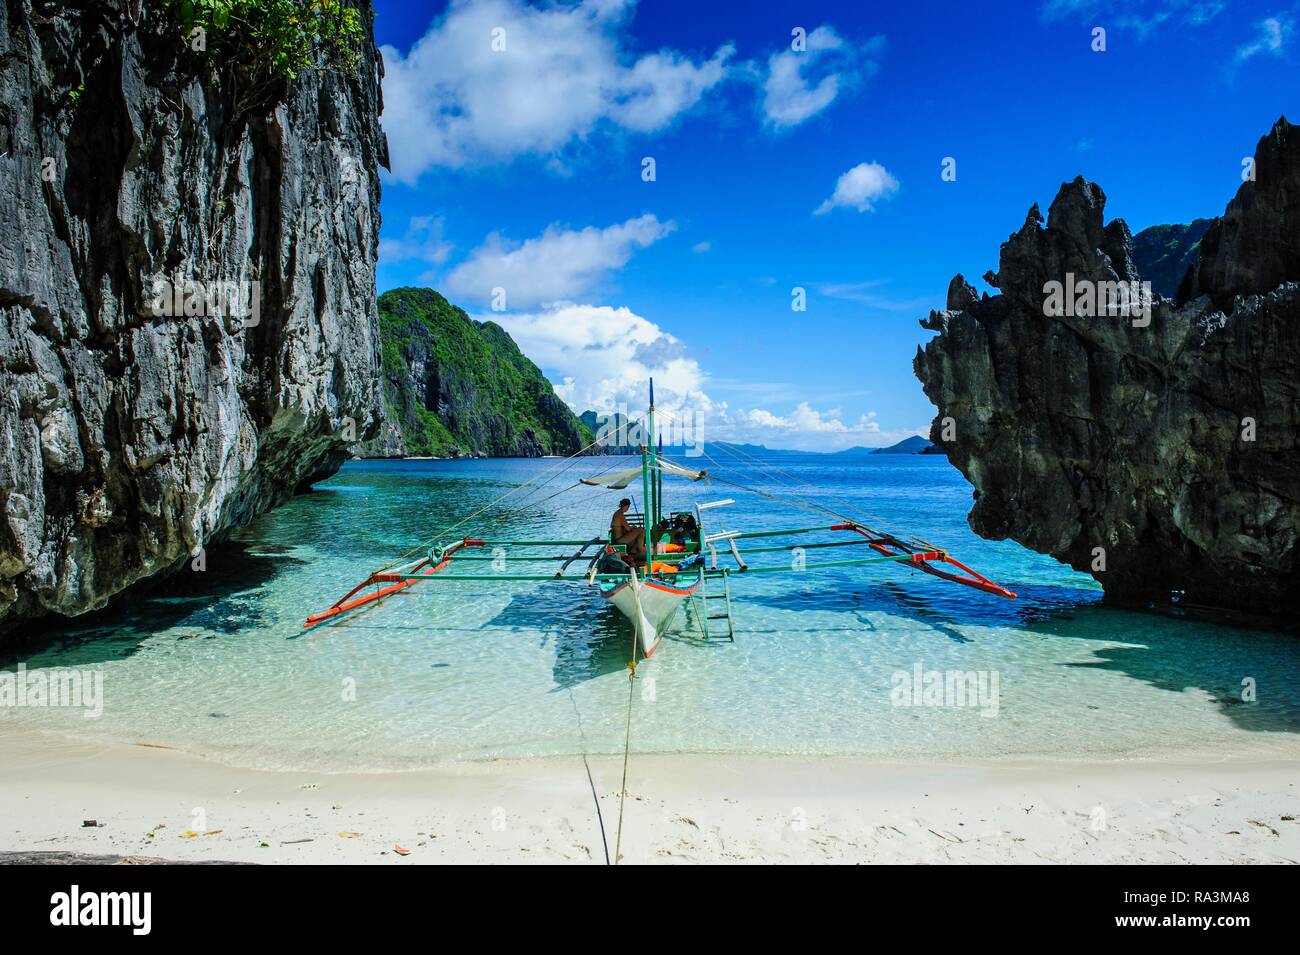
[{"left": 610, "top": 498, "right": 645, "bottom": 560}]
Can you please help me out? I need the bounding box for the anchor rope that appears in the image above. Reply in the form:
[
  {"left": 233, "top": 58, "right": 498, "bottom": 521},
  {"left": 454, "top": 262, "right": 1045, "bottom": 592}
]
[
  {"left": 613, "top": 565, "right": 643, "bottom": 865},
  {"left": 614, "top": 655, "right": 636, "bottom": 865},
  {"left": 564, "top": 686, "right": 611, "bottom": 866}
]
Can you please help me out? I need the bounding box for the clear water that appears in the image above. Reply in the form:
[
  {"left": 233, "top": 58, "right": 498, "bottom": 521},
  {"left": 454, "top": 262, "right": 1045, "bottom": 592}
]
[{"left": 4, "top": 456, "right": 1298, "bottom": 770}]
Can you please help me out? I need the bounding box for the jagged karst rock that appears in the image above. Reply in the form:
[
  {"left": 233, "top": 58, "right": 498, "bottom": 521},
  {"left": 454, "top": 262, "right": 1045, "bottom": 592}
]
[
  {"left": 1190, "top": 120, "right": 1300, "bottom": 310},
  {"left": 914, "top": 117, "right": 1299, "bottom": 617},
  {"left": 0, "top": 1, "right": 386, "bottom": 635},
  {"left": 1130, "top": 218, "right": 1214, "bottom": 299},
  {"left": 946, "top": 274, "right": 979, "bottom": 312},
  {"left": 354, "top": 288, "right": 591, "bottom": 458},
  {"left": 579, "top": 410, "right": 637, "bottom": 454}
]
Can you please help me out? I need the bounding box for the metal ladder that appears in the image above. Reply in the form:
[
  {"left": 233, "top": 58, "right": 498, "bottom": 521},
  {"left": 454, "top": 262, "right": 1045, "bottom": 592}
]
[
  {"left": 696, "top": 569, "right": 735, "bottom": 642},
  {"left": 693, "top": 498, "right": 741, "bottom": 641}
]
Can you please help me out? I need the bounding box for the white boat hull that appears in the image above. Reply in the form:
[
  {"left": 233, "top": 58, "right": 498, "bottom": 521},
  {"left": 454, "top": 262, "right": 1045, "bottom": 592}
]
[{"left": 600, "top": 569, "right": 701, "bottom": 657}]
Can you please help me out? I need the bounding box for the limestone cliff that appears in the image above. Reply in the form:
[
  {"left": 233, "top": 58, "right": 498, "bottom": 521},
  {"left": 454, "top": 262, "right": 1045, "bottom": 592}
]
[
  {"left": 914, "top": 117, "right": 1299, "bottom": 618},
  {"left": 0, "top": 1, "right": 386, "bottom": 634}
]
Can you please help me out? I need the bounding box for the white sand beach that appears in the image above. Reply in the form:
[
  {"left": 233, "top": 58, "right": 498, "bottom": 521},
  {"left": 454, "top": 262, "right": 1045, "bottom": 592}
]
[{"left": 1, "top": 726, "right": 1297, "bottom": 864}]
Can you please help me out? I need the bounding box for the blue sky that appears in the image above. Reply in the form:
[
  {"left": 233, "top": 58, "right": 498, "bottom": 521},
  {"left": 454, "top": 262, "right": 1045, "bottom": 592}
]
[{"left": 371, "top": 0, "right": 1298, "bottom": 450}]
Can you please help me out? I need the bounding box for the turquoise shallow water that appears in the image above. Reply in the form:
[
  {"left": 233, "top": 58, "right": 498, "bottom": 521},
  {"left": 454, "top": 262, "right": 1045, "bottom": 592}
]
[{"left": 4, "top": 455, "right": 1299, "bottom": 770}]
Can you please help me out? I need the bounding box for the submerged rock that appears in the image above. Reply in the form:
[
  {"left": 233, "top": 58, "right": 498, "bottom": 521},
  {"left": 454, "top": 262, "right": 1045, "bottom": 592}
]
[
  {"left": 0, "top": 2, "right": 386, "bottom": 635},
  {"left": 914, "top": 117, "right": 1299, "bottom": 618}
]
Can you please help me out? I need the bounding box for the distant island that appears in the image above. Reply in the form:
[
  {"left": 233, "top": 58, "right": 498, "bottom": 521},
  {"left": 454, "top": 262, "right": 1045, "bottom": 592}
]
[
  {"left": 572, "top": 425, "right": 945, "bottom": 458},
  {"left": 841, "top": 436, "right": 943, "bottom": 455}
]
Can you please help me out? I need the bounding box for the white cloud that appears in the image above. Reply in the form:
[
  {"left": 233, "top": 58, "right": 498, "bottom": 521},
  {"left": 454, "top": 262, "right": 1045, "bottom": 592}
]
[
  {"left": 1185, "top": 2, "right": 1226, "bottom": 26},
  {"left": 692, "top": 240, "right": 712, "bottom": 253},
  {"left": 487, "top": 302, "right": 714, "bottom": 417},
  {"left": 487, "top": 302, "right": 910, "bottom": 451},
  {"left": 1234, "top": 14, "right": 1293, "bottom": 63},
  {"left": 378, "top": 215, "right": 453, "bottom": 270},
  {"left": 761, "top": 26, "right": 883, "bottom": 129},
  {"left": 739, "top": 404, "right": 879, "bottom": 435},
  {"left": 716, "top": 404, "right": 933, "bottom": 452},
  {"left": 1039, "top": 0, "right": 1102, "bottom": 18},
  {"left": 813, "top": 280, "right": 930, "bottom": 312},
  {"left": 1115, "top": 11, "right": 1172, "bottom": 39},
  {"left": 444, "top": 214, "right": 675, "bottom": 308},
  {"left": 380, "top": 0, "right": 734, "bottom": 181},
  {"left": 814, "top": 162, "right": 900, "bottom": 215},
  {"left": 1042, "top": 1, "right": 1225, "bottom": 33}
]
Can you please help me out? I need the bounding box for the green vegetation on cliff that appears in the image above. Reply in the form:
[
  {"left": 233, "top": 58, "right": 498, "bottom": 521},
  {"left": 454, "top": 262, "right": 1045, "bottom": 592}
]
[
  {"left": 369, "top": 288, "right": 593, "bottom": 458},
  {"left": 159, "top": 0, "right": 364, "bottom": 75},
  {"left": 156, "top": 0, "right": 365, "bottom": 118},
  {"left": 1131, "top": 218, "right": 1215, "bottom": 299}
]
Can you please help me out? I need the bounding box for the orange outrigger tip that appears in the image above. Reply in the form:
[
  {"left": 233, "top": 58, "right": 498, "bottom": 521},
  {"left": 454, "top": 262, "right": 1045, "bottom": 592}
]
[
  {"left": 303, "top": 539, "right": 484, "bottom": 628},
  {"left": 829, "top": 524, "right": 1017, "bottom": 599}
]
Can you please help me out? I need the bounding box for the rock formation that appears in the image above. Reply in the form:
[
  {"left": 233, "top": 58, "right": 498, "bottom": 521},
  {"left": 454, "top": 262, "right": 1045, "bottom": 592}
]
[
  {"left": 355, "top": 288, "right": 592, "bottom": 458},
  {"left": 579, "top": 410, "right": 636, "bottom": 454},
  {"left": 0, "top": 1, "right": 386, "bottom": 635},
  {"left": 1130, "top": 218, "right": 1214, "bottom": 299},
  {"left": 915, "top": 117, "right": 1299, "bottom": 618}
]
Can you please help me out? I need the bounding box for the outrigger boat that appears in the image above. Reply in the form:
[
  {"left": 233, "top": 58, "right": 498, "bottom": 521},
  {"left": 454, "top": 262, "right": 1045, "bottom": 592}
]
[{"left": 305, "top": 381, "right": 1016, "bottom": 657}]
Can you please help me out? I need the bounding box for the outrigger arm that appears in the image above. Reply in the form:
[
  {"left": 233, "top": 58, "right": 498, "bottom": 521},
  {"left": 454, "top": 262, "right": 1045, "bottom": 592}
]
[
  {"left": 302, "top": 521, "right": 1014, "bottom": 629},
  {"left": 303, "top": 373, "right": 1013, "bottom": 631}
]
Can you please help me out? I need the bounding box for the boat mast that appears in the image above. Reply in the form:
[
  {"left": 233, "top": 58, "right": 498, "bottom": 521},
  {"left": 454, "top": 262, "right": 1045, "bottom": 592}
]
[
  {"left": 656, "top": 433, "right": 663, "bottom": 525},
  {"left": 643, "top": 378, "right": 655, "bottom": 563}
]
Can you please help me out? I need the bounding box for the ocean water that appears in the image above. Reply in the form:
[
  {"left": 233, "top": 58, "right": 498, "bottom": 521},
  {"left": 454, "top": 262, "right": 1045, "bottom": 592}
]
[{"left": 3, "top": 455, "right": 1299, "bottom": 771}]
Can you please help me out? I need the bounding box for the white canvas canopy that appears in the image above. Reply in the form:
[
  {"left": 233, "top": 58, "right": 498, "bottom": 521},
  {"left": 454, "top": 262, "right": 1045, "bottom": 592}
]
[{"left": 580, "top": 460, "right": 708, "bottom": 489}]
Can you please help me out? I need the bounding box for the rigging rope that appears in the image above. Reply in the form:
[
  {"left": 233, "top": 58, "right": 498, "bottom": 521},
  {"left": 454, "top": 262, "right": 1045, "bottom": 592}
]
[
  {"left": 493, "top": 480, "right": 581, "bottom": 516},
  {"left": 375, "top": 415, "right": 647, "bottom": 571},
  {"left": 708, "top": 436, "right": 889, "bottom": 531},
  {"left": 652, "top": 405, "right": 922, "bottom": 543},
  {"left": 649, "top": 407, "right": 855, "bottom": 523},
  {"left": 702, "top": 440, "right": 942, "bottom": 550},
  {"left": 687, "top": 420, "right": 889, "bottom": 532}
]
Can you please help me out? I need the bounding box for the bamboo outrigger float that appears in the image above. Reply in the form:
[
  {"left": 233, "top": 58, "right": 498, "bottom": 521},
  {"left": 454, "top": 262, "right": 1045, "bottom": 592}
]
[{"left": 304, "top": 380, "right": 1016, "bottom": 655}]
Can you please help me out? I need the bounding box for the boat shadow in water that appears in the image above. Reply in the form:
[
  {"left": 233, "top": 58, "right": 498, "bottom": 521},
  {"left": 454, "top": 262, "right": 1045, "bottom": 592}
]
[
  {"left": 736, "top": 576, "right": 1083, "bottom": 644},
  {"left": 0, "top": 540, "right": 303, "bottom": 669},
  {"left": 1022, "top": 603, "right": 1300, "bottom": 736},
  {"left": 477, "top": 588, "right": 636, "bottom": 690},
  {"left": 747, "top": 576, "right": 1102, "bottom": 629},
  {"left": 735, "top": 582, "right": 971, "bottom": 643}
]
